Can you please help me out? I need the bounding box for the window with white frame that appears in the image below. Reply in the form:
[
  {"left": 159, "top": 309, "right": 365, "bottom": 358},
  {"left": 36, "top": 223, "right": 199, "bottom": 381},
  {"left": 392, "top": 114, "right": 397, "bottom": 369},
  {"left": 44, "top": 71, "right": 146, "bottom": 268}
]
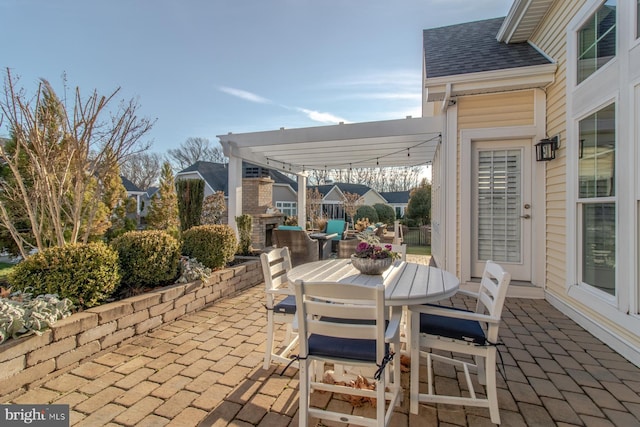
[
  {"left": 275, "top": 201, "right": 297, "bottom": 217},
  {"left": 578, "top": 103, "right": 616, "bottom": 295},
  {"left": 577, "top": 0, "right": 616, "bottom": 84}
]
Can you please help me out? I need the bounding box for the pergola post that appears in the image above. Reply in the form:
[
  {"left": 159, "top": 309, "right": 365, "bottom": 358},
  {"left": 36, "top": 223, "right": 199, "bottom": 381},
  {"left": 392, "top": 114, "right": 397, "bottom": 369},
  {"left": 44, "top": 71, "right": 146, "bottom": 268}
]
[
  {"left": 297, "top": 173, "right": 307, "bottom": 229},
  {"left": 227, "top": 155, "right": 243, "bottom": 236}
]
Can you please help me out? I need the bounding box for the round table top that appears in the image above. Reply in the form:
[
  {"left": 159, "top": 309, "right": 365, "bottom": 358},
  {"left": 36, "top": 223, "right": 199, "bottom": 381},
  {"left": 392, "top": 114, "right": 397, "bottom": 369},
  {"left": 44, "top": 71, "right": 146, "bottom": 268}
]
[{"left": 287, "top": 258, "right": 460, "bottom": 306}]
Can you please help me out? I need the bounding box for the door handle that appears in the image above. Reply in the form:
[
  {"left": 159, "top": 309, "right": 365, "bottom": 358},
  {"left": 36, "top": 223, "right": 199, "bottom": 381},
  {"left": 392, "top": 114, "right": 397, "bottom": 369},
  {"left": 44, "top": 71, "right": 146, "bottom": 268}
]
[{"left": 520, "top": 214, "right": 531, "bottom": 219}]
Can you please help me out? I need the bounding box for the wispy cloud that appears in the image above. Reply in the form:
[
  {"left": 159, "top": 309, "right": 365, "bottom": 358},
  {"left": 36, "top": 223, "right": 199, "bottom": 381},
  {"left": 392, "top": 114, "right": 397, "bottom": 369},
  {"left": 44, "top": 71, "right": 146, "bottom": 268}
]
[
  {"left": 219, "top": 85, "right": 348, "bottom": 125},
  {"left": 340, "top": 92, "right": 421, "bottom": 101},
  {"left": 295, "top": 108, "right": 349, "bottom": 125},
  {"left": 322, "top": 69, "right": 421, "bottom": 109},
  {"left": 329, "top": 70, "right": 421, "bottom": 89},
  {"left": 218, "top": 86, "right": 272, "bottom": 104}
]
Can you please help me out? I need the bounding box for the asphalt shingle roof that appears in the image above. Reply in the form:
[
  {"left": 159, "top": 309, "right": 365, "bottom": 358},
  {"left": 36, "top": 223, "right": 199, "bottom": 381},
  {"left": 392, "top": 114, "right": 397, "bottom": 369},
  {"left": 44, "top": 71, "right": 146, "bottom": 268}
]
[
  {"left": 178, "top": 161, "right": 297, "bottom": 196},
  {"left": 380, "top": 191, "right": 410, "bottom": 204},
  {"left": 309, "top": 183, "right": 372, "bottom": 197},
  {"left": 424, "top": 17, "right": 551, "bottom": 78},
  {"left": 121, "top": 176, "right": 143, "bottom": 193}
]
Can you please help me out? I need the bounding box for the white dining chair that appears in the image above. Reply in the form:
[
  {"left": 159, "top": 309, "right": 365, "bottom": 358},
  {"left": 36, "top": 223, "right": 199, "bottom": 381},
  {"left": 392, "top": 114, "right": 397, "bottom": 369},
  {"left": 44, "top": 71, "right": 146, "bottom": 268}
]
[
  {"left": 408, "top": 260, "right": 511, "bottom": 424},
  {"left": 294, "top": 280, "right": 402, "bottom": 427},
  {"left": 260, "top": 247, "right": 298, "bottom": 370}
]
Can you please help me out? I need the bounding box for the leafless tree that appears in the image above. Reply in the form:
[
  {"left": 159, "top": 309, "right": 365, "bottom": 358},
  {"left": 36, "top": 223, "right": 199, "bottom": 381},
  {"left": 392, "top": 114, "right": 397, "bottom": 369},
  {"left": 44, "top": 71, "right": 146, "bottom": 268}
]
[
  {"left": 306, "top": 165, "right": 423, "bottom": 192},
  {"left": 0, "top": 69, "right": 154, "bottom": 257},
  {"left": 120, "top": 151, "right": 162, "bottom": 190},
  {"left": 166, "top": 137, "right": 226, "bottom": 171}
]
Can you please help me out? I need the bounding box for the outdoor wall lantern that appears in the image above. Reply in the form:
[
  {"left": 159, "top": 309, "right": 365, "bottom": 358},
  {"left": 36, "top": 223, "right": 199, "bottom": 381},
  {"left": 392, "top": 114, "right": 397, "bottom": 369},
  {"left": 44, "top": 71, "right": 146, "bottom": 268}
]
[{"left": 535, "top": 135, "right": 559, "bottom": 161}]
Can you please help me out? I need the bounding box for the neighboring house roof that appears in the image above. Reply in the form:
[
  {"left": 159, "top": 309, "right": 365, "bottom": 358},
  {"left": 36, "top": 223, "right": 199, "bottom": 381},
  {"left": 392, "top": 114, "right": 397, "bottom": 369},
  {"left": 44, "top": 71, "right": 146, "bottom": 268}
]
[
  {"left": 121, "top": 176, "right": 145, "bottom": 194},
  {"left": 423, "top": 17, "right": 551, "bottom": 79},
  {"left": 380, "top": 191, "right": 410, "bottom": 204},
  {"left": 177, "top": 161, "right": 297, "bottom": 196},
  {"left": 310, "top": 183, "right": 372, "bottom": 198},
  {"left": 146, "top": 186, "right": 159, "bottom": 198}
]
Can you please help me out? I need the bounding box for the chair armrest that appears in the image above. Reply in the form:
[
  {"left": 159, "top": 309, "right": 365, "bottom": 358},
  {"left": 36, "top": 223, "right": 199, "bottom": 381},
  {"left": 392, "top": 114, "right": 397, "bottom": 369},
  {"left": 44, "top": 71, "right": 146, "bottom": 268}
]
[
  {"left": 409, "top": 304, "right": 501, "bottom": 325},
  {"left": 456, "top": 289, "right": 480, "bottom": 299},
  {"left": 385, "top": 310, "right": 402, "bottom": 341}
]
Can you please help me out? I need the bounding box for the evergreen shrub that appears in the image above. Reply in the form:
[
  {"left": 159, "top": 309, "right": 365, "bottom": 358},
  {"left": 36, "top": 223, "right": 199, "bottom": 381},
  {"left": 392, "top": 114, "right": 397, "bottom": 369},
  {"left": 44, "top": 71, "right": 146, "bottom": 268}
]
[
  {"left": 182, "top": 225, "right": 237, "bottom": 270},
  {"left": 373, "top": 203, "right": 396, "bottom": 225},
  {"left": 9, "top": 242, "right": 120, "bottom": 309},
  {"left": 111, "top": 230, "right": 181, "bottom": 293},
  {"left": 354, "top": 205, "right": 379, "bottom": 224}
]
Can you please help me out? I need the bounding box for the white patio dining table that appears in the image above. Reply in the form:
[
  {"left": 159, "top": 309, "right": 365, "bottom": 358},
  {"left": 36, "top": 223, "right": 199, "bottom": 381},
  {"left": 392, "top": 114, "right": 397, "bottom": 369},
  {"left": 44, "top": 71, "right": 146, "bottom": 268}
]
[{"left": 286, "top": 258, "right": 460, "bottom": 307}]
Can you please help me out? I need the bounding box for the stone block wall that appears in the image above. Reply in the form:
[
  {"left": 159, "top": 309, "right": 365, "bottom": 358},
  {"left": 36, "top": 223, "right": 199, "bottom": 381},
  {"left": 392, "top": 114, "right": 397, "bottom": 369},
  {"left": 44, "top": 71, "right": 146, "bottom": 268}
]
[{"left": 0, "top": 259, "right": 263, "bottom": 396}]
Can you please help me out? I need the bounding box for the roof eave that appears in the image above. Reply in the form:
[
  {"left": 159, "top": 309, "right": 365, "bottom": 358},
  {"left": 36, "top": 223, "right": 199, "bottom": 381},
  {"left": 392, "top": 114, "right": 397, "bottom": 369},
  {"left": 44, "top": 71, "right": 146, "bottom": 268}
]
[
  {"left": 425, "top": 63, "right": 557, "bottom": 102},
  {"left": 497, "top": 0, "right": 555, "bottom": 43}
]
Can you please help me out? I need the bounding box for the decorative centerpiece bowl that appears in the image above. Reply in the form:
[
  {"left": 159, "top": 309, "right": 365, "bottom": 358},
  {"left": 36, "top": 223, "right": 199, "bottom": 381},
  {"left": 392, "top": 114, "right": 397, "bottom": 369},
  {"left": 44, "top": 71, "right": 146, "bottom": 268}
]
[
  {"left": 350, "top": 230, "right": 399, "bottom": 275},
  {"left": 350, "top": 254, "right": 393, "bottom": 275}
]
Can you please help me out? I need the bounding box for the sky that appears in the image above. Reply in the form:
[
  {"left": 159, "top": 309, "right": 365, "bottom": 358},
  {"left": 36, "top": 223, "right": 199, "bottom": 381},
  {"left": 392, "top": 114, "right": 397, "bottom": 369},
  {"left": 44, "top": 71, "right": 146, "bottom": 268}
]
[{"left": 1, "top": 0, "right": 513, "bottom": 158}]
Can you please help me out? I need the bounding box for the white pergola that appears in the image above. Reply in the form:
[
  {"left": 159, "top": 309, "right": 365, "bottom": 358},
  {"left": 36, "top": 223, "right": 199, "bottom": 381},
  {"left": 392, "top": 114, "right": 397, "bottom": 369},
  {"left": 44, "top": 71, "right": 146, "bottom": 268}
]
[{"left": 217, "top": 116, "right": 443, "bottom": 231}]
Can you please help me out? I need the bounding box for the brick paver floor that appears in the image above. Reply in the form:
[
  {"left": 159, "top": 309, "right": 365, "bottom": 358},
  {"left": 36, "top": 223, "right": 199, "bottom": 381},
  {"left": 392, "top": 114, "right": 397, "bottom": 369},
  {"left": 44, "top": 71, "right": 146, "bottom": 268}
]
[{"left": 5, "top": 255, "right": 640, "bottom": 426}]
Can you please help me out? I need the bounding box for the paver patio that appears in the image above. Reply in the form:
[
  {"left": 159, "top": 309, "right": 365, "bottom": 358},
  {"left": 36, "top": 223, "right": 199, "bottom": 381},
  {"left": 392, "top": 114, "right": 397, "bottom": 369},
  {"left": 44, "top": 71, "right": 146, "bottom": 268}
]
[{"left": 4, "top": 255, "right": 640, "bottom": 426}]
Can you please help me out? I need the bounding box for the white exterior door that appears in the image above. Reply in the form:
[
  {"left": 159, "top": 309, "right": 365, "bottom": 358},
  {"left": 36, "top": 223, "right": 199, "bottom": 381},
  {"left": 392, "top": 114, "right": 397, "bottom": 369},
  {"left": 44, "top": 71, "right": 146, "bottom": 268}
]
[{"left": 471, "top": 140, "right": 532, "bottom": 281}]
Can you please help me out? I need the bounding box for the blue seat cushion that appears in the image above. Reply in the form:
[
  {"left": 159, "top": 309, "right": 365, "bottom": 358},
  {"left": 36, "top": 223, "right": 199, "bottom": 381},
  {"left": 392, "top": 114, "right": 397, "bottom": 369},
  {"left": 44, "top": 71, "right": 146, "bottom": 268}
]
[
  {"left": 277, "top": 225, "right": 303, "bottom": 231},
  {"left": 308, "top": 334, "right": 389, "bottom": 363},
  {"left": 308, "top": 317, "right": 389, "bottom": 362},
  {"left": 274, "top": 295, "right": 296, "bottom": 314},
  {"left": 419, "top": 305, "right": 487, "bottom": 345}
]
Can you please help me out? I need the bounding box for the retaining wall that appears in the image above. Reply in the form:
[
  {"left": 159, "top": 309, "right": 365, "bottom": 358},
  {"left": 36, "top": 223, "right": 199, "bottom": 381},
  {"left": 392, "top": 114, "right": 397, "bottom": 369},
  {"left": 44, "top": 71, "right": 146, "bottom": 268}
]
[{"left": 0, "top": 259, "right": 262, "bottom": 396}]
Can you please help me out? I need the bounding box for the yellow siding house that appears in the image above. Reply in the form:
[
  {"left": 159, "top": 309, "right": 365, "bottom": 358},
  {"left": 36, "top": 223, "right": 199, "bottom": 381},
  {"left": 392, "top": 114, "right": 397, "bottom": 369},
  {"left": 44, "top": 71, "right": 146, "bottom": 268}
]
[{"left": 427, "top": 0, "right": 640, "bottom": 366}]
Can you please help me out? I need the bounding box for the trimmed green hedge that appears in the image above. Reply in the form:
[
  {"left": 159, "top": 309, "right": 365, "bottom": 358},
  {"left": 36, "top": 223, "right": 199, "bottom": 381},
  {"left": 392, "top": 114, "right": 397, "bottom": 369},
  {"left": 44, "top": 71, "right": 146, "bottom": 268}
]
[
  {"left": 9, "top": 242, "right": 120, "bottom": 309},
  {"left": 373, "top": 203, "right": 395, "bottom": 225},
  {"left": 182, "top": 225, "right": 237, "bottom": 270},
  {"left": 354, "top": 205, "right": 379, "bottom": 224},
  {"left": 111, "top": 230, "right": 181, "bottom": 294}
]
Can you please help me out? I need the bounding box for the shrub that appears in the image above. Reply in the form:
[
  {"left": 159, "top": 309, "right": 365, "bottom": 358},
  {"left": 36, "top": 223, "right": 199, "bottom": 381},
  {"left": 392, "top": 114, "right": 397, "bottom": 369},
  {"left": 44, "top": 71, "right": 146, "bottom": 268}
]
[
  {"left": 373, "top": 203, "right": 396, "bottom": 225},
  {"left": 182, "top": 225, "right": 237, "bottom": 270},
  {"left": 235, "top": 215, "right": 253, "bottom": 255},
  {"left": 176, "top": 179, "right": 204, "bottom": 231},
  {"left": 111, "top": 230, "right": 181, "bottom": 294},
  {"left": 9, "top": 242, "right": 120, "bottom": 309},
  {"left": 354, "top": 205, "right": 379, "bottom": 224}
]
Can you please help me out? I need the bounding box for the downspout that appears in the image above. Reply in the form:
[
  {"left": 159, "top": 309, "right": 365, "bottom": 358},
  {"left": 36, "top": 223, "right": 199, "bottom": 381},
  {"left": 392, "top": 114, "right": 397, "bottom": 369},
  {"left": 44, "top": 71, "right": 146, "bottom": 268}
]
[{"left": 439, "top": 83, "right": 457, "bottom": 272}]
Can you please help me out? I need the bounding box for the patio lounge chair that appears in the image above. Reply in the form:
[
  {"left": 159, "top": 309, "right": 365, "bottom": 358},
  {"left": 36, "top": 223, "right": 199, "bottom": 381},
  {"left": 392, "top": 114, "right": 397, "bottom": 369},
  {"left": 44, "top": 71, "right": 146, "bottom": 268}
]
[
  {"left": 272, "top": 228, "right": 319, "bottom": 266},
  {"left": 408, "top": 260, "right": 511, "bottom": 424},
  {"left": 294, "top": 280, "right": 402, "bottom": 426}
]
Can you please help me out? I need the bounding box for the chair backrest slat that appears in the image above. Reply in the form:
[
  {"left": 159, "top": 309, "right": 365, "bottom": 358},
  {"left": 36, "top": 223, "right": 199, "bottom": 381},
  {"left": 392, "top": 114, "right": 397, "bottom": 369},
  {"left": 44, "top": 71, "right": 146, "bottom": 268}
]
[
  {"left": 308, "top": 320, "right": 378, "bottom": 340},
  {"left": 476, "top": 260, "right": 511, "bottom": 342},
  {"left": 261, "top": 247, "right": 292, "bottom": 293}
]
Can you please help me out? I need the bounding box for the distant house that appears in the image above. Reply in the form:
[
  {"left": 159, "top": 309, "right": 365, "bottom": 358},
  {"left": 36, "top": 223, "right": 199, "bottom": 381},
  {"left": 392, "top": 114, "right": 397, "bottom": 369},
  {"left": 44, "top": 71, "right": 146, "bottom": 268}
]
[
  {"left": 175, "top": 161, "right": 298, "bottom": 215},
  {"left": 379, "top": 191, "right": 410, "bottom": 219},
  {"left": 309, "top": 182, "right": 388, "bottom": 219},
  {"left": 121, "top": 176, "right": 146, "bottom": 223},
  {"left": 140, "top": 186, "right": 159, "bottom": 218}
]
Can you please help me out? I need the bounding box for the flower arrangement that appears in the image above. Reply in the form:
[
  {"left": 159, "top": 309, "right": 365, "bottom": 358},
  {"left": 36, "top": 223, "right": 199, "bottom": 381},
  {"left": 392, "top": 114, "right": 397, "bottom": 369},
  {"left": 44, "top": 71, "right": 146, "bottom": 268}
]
[
  {"left": 353, "top": 231, "right": 399, "bottom": 260},
  {"left": 354, "top": 218, "right": 370, "bottom": 232}
]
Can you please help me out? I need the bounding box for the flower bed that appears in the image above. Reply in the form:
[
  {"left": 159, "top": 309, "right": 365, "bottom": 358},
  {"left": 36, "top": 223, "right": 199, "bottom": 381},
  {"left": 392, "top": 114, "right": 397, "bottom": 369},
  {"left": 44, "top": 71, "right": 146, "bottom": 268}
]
[{"left": 0, "top": 258, "right": 262, "bottom": 397}]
